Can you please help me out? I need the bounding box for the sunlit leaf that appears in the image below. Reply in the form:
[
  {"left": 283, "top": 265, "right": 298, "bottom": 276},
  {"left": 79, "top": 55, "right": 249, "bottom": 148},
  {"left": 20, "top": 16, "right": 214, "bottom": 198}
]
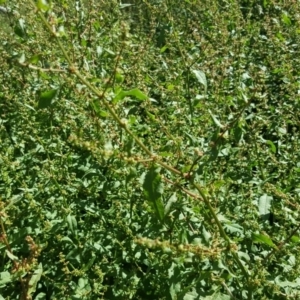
[
  {"left": 5, "top": 250, "right": 19, "bottom": 261},
  {"left": 112, "top": 88, "right": 148, "bottom": 104},
  {"left": 202, "top": 293, "right": 231, "bottom": 300},
  {"left": 208, "top": 110, "right": 224, "bottom": 128},
  {"left": 258, "top": 194, "right": 272, "bottom": 217},
  {"left": 28, "top": 263, "right": 43, "bottom": 296},
  {"left": 202, "top": 225, "right": 211, "bottom": 243},
  {"left": 115, "top": 72, "right": 124, "bottom": 83},
  {"left": 164, "top": 193, "right": 177, "bottom": 215},
  {"left": 281, "top": 13, "right": 292, "bottom": 26},
  {"left": 192, "top": 69, "right": 207, "bottom": 93},
  {"left": 18, "top": 53, "right": 26, "bottom": 64},
  {"left": 266, "top": 140, "right": 276, "bottom": 153},
  {"left": 66, "top": 214, "right": 77, "bottom": 234},
  {"left": 252, "top": 233, "right": 278, "bottom": 249},
  {"left": 0, "top": 271, "right": 11, "bottom": 286},
  {"left": 36, "top": 0, "right": 50, "bottom": 12}
]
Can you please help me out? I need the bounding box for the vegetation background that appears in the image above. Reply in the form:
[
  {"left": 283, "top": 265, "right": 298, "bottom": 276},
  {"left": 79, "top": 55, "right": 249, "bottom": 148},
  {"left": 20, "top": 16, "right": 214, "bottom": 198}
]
[{"left": 0, "top": 0, "right": 300, "bottom": 299}]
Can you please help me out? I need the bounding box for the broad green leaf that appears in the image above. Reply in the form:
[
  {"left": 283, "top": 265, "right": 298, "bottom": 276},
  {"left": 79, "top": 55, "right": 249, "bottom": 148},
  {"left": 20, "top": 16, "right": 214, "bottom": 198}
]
[
  {"left": 115, "top": 72, "right": 124, "bottom": 83},
  {"left": 5, "top": 250, "right": 19, "bottom": 261},
  {"left": 238, "top": 251, "right": 250, "bottom": 262},
  {"left": 14, "top": 19, "right": 26, "bottom": 38},
  {"left": 202, "top": 225, "right": 212, "bottom": 243},
  {"left": 66, "top": 214, "right": 77, "bottom": 234},
  {"left": 164, "top": 193, "right": 177, "bottom": 215},
  {"left": 183, "top": 288, "right": 199, "bottom": 300},
  {"left": 18, "top": 53, "right": 26, "bottom": 64},
  {"left": 266, "top": 140, "right": 276, "bottom": 153},
  {"left": 38, "top": 89, "right": 58, "bottom": 109},
  {"left": 76, "top": 277, "right": 91, "bottom": 293},
  {"left": 281, "top": 13, "right": 291, "bottom": 26},
  {"left": 208, "top": 110, "right": 224, "bottom": 128},
  {"left": 160, "top": 45, "right": 169, "bottom": 53},
  {"left": 291, "top": 235, "right": 300, "bottom": 243},
  {"left": 224, "top": 223, "right": 244, "bottom": 235},
  {"left": 0, "top": 271, "right": 11, "bottom": 287},
  {"left": 81, "top": 254, "right": 96, "bottom": 272},
  {"left": 34, "top": 293, "right": 46, "bottom": 300},
  {"left": 258, "top": 194, "right": 272, "bottom": 217},
  {"left": 112, "top": 88, "right": 147, "bottom": 104},
  {"left": 202, "top": 293, "right": 231, "bottom": 300},
  {"left": 143, "top": 167, "right": 164, "bottom": 222},
  {"left": 192, "top": 69, "right": 207, "bottom": 93},
  {"left": 28, "top": 263, "right": 43, "bottom": 296},
  {"left": 252, "top": 233, "right": 278, "bottom": 249},
  {"left": 275, "top": 277, "right": 300, "bottom": 288},
  {"left": 36, "top": 0, "right": 50, "bottom": 12}
]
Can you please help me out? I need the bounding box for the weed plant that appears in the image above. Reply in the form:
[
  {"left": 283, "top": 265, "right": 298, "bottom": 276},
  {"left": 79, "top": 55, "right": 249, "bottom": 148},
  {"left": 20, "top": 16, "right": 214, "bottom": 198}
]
[{"left": 0, "top": 0, "right": 300, "bottom": 299}]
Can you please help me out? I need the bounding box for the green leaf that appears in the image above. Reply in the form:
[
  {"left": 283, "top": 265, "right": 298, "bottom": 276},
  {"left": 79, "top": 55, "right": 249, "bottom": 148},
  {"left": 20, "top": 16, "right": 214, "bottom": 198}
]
[
  {"left": 258, "top": 194, "right": 272, "bottom": 217},
  {"left": 18, "top": 53, "right": 26, "bottom": 64},
  {"left": 266, "top": 140, "right": 276, "bottom": 153},
  {"left": 112, "top": 88, "right": 147, "bottom": 104},
  {"left": 28, "top": 263, "right": 43, "bottom": 296},
  {"left": 66, "top": 214, "right": 77, "bottom": 234},
  {"left": 192, "top": 69, "right": 207, "bottom": 93},
  {"left": 5, "top": 250, "right": 19, "bottom": 261},
  {"left": 252, "top": 233, "right": 278, "bottom": 249},
  {"left": 281, "top": 13, "right": 292, "bottom": 26},
  {"left": 183, "top": 288, "right": 199, "bottom": 300},
  {"left": 208, "top": 110, "right": 224, "bottom": 128},
  {"left": 115, "top": 72, "right": 124, "bottom": 83},
  {"left": 202, "top": 293, "right": 231, "bottom": 300},
  {"left": 0, "top": 271, "right": 11, "bottom": 287},
  {"left": 143, "top": 167, "right": 164, "bottom": 222},
  {"left": 146, "top": 110, "right": 157, "bottom": 122},
  {"left": 202, "top": 225, "right": 212, "bottom": 243},
  {"left": 98, "top": 110, "right": 109, "bottom": 118},
  {"left": 38, "top": 89, "right": 58, "bottom": 109},
  {"left": 29, "top": 54, "right": 42, "bottom": 65},
  {"left": 224, "top": 222, "right": 244, "bottom": 235},
  {"left": 14, "top": 20, "right": 26, "bottom": 39},
  {"left": 164, "top": 193, "right": 177, "bottom": 215},
  {"left": 90, "top": 100, "right": 109, "bottom": 118},
  {"left": 160, "top": 45, "right": 169, "bottom": 53},
  {"left": 276, "top": 277, "right": 300, "bottom": 288},
  {"left": 291, "top": 235, "right": 300, "bottom": 243},
  {"left": 81, "top": 254, "right": 96, "bottom": 272},
  {"left": 36, "top": 0, "right": 50, "bottom": 12}
]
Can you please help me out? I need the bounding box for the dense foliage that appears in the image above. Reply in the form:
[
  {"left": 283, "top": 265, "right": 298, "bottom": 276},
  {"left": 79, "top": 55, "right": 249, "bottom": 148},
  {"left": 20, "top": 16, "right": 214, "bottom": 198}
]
[{"left": 1, "top": 0, "right": 300, "bottom": 299}]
